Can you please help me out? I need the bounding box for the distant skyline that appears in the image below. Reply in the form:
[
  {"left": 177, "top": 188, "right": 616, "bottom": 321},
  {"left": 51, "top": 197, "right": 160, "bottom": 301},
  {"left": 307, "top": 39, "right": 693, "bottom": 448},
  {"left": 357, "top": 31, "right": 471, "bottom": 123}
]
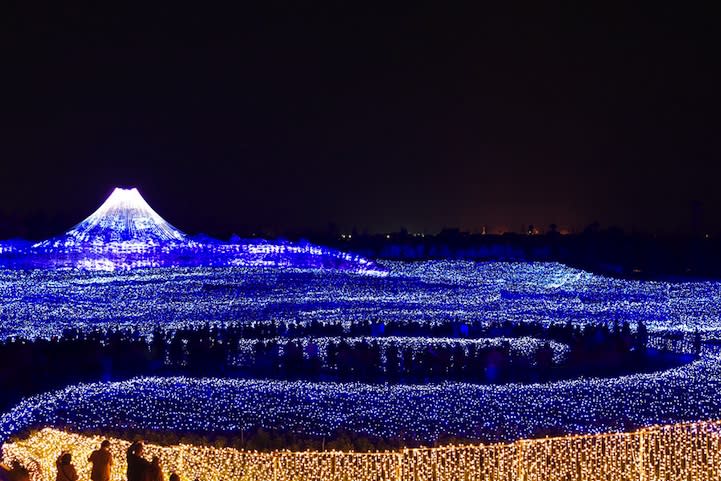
[
  {"left": 0, "top": 184, "right": 712, "bottom": 240},
  {"left": 1, "top": 4, "right": 719, "bottom": 238}
]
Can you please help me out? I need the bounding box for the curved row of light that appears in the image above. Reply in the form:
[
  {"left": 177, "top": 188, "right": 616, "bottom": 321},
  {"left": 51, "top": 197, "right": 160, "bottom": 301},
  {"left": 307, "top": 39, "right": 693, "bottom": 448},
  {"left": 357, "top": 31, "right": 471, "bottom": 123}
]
[{"left": 1, "top": 347, "right": 719, "bottom": 445}]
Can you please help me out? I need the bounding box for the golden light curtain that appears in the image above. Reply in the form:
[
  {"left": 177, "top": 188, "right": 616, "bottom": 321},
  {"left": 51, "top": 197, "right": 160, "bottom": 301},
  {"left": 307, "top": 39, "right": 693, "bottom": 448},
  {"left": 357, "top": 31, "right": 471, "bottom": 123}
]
[{"left": 4, "top": 421, "right": 721, "bottom": 481}]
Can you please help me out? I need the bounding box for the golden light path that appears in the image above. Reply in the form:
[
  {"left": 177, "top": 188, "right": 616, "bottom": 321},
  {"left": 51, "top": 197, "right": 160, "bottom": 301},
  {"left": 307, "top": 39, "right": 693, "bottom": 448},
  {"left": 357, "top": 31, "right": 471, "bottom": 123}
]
[{"left": 4, "top": 422, "right": 721, "bottom": 481}]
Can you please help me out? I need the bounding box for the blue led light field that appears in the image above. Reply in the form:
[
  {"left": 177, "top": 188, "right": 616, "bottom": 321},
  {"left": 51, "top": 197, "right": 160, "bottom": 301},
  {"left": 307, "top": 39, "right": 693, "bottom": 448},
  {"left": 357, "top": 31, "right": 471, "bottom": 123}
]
[{"left": 2, "top": 188, "right": 721, "bottom": 447}]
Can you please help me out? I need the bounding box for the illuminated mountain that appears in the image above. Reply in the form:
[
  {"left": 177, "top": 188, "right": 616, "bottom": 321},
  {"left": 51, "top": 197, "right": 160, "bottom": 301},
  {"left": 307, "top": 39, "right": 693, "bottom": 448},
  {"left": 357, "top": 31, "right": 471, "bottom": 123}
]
[
  {"left": 34, "top": 188, "right": 188, "bottom": 248},
  {"left": 0, "top": 188, "right": 384, "bottom": 274}
]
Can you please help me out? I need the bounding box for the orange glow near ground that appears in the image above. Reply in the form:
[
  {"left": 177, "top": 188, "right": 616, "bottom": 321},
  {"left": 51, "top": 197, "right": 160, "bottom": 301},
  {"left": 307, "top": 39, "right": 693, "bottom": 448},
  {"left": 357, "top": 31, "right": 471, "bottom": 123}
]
[{"left": 4, "top": 422, "right": 721, "bottom": 481}]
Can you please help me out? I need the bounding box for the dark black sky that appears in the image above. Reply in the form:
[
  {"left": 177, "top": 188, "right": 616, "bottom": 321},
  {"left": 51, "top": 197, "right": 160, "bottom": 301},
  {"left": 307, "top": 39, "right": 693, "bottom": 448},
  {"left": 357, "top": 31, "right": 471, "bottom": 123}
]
[{"left": 0, "top": 3, "right": 719, "bottom": 239}]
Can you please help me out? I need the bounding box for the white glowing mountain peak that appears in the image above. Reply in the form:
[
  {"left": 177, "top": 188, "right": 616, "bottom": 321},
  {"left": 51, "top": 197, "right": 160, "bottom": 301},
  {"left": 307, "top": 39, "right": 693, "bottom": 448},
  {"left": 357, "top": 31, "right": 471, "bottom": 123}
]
[
  {"left": 19, "top": 187, "right": 385, "bottom": 274},
  {"left": 35, "top": 187, "right": 188, "bottom": 247}
]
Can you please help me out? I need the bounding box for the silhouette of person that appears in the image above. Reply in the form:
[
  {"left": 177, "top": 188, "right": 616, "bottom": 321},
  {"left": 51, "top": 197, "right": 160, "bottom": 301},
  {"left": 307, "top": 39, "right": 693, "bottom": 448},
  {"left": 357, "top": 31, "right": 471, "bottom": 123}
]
[
  {"left": 56, "top": 453, "right": 79, "bottom": 481},
  {"left": 1, "top": 462, "right": 29, "bottom": 481},
  {"left": 89, "top": 440, "right": 113, "bottom": 481},
  {"left": 127, "top": 441, "right": 151, "bottom": 481}
]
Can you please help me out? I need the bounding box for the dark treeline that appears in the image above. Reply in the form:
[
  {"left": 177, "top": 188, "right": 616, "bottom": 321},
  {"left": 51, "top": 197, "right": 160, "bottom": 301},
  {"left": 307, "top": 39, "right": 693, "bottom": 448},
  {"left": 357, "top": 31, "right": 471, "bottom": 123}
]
[
  {"left": 310, "top": 228, "right": 721, "bottom": 280},
  {"left": 0, "top": 319, "right": 696, "bottom": 412},
  {"left": 43, "top": 317, "right": 644, "bottom": 340}
]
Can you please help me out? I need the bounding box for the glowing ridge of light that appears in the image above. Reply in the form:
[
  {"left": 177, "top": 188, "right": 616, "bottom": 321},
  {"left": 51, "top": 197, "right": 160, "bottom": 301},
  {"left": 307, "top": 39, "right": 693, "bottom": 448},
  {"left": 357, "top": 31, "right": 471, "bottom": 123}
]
[
  {"left": 234, "top": 336, "right": 571, "bottom": 365},
  {"left": 544, "top": 271, "right": 584, "bottom": 289},
  {"left": 0, "top": 188, "right": 384, "bottom": 275}
]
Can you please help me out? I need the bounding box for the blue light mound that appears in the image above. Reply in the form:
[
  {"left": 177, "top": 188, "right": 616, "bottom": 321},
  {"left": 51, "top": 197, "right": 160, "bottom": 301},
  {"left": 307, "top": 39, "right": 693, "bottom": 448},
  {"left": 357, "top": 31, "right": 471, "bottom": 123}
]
[{"left": 0, "top": 187, "right": 385, "bottom": 274}]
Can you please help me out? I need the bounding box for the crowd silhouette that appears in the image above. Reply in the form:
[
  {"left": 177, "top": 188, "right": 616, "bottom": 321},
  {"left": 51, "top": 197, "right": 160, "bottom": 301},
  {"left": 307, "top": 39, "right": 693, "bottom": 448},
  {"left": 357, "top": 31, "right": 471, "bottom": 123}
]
[
  {"left": 126, "top": 441, "right": 163, "bottom": 481},
  {"left": 0, "top": 440, "right": 181, "bottom": 481},
  {"left": 0, "top": 461, "right": 29, "bottom": 481}
]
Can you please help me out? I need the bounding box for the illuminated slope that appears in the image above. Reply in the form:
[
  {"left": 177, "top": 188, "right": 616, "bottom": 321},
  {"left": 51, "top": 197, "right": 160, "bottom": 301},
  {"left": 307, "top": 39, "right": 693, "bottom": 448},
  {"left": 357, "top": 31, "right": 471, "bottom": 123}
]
[{"left": 0, "top": 188, "right": 384, "bottom": 274}]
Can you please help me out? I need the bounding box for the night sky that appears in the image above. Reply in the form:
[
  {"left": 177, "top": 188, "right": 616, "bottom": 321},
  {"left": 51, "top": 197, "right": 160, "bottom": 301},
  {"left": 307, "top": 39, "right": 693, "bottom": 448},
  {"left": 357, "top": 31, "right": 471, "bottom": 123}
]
[{"left": 1, "top": 3, "right": 719, "bottom": 239}]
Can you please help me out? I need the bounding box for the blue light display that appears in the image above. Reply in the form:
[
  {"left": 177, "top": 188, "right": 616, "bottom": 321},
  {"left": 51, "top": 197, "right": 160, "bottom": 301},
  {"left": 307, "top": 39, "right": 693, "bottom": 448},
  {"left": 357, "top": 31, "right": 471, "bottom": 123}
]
[
  {"left": 3, "top": 194, "right": 721, "bottom": 450},
  {"left": 1, "top": 261, "right": 721, "bottom": 446},
  {"left": 0, "top": 188, "right": 384, "bottom": 275},
  {"left": 0, "top": 261, "right": 719, "bottom": 341}
]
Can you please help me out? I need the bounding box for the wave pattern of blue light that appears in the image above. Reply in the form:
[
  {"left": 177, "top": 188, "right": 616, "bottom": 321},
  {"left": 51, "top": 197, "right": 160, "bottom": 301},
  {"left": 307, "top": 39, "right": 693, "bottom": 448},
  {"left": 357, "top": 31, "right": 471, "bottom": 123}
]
[{"left": 4, "top": 261, "right": 721, "bottom": 444}]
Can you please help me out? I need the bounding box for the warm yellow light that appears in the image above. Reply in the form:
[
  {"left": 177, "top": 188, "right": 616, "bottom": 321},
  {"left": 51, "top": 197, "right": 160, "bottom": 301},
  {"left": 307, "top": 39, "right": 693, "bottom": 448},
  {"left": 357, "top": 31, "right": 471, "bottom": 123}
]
[{"left": 4, "top": 421, "right": 721, "bottom": 481}]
